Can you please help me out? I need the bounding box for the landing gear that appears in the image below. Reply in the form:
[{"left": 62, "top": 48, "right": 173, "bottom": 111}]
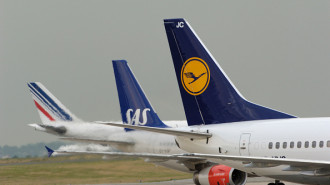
[{"left": 268, "top": 180, "right": 285, "bottom": 185}]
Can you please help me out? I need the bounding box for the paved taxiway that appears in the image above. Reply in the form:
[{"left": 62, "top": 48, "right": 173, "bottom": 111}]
[{"left": 103, "top": 177, "right": 302, "bottom": 185}]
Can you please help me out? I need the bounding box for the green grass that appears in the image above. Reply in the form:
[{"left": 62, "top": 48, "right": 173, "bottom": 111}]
[{"left": 0, "top": 155, "right": 191, "bottom": 185}]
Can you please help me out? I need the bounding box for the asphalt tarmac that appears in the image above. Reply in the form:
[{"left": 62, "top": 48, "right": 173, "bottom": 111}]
[{"left": 101, "top": 177, "right": 302, "bottom": 185}]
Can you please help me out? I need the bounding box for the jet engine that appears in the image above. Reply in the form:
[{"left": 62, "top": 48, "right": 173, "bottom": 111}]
[{"left": 193, "top": 165, "right": 247, "bottom": 185}]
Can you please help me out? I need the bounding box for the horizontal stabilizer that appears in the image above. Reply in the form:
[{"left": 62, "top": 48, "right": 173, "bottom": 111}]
[
  {"left": 95, "top": 121, "right": 212, "bottom": 139},
  {"left": 28, "top": 123, "right": 67, "bottom": 135}
]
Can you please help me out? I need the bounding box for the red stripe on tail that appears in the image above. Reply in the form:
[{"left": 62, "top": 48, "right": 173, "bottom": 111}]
[{"left": 34, "top": 100, "right": 55, "bottom": 121}]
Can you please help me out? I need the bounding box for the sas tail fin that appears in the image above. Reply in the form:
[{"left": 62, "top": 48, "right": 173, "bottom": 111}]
[
  {"left": 112, "top": 60, "right": 168, "bottom": 130},
  {"left": 28, "top": 82, "right": 81, "bottom": 124},
  {"left": 164, "top": 18, "right": 295, "bottom": 126}
]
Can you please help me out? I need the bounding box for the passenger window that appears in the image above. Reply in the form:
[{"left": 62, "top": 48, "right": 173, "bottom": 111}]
[
  {"left": 327, "top": 141, "right": 330, "bottom": 148},
  {"left": 268, "top": 142, "right": 273, "bottom": 149},
  {"left": 320, "top": 141, "right": 324, "bottom": 148},
  {"left": 312, "top": 141, "right": 316, "bottom": 148},
  {"left": 297, "top": 141, "right": 302, "bottom": 148},
  {"left": 290, "top": 141, "right": 294, "bottom": 148},
  {"left": 283, "top": 142, "right": 287, "bottom": 149},
  {"left": 275, "top": 142, "right": 280, "bottom": 149},
  {"left": 305, "top": 141, "right": 309, "bottom": 148}
]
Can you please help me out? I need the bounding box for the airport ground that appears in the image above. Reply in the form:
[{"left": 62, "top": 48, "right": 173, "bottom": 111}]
[
  {"left": 105, "top": 177, "right": 302, "bottom": 185},
  {"left": 0, "top": 155, "right": 302, "bottom": 185},
  {"left": 0, "top": 155, "right": 189, "bottom": 184}
]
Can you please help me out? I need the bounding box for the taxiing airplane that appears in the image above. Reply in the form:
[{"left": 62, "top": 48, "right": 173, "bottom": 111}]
[{"left": 62, "top": 19, "right": 330, "bottom": 185}]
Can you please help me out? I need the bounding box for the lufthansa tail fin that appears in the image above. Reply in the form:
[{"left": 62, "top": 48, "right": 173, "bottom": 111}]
[
  {"left": 112, "top": 60, "right": 168, "bottom": 129},
  {"left": 164, "top": 18, "right": 295, "bottom": 126},
  {"left": 28, "top": 82, "right": 81, "bottom": 124}
]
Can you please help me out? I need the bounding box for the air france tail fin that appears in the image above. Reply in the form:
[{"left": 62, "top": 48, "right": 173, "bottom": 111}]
[
  {"left": 164, "top": 18, "right": 295, "bottom": 126},
  {"left": 112, "top": 60, "right": 168, "bottom": 130},
  {"left": 28, "top": 82, "right": 81, "bottom": 124}
]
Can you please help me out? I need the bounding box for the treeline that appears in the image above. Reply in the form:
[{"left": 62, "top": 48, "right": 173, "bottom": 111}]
[{"left": 0, "top": 141, "right": 66, "bottom": 158}]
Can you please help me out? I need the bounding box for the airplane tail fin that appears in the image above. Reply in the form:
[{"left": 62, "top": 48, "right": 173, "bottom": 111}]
[
  {"left": 112, "top": 60, "right": 168, "bottom": 130},
  {"left": 28, "top": 82, "right": 81, "bottom": 124},
  {"left": 164, "top": 18, "right": 295, "bottom": 126}
]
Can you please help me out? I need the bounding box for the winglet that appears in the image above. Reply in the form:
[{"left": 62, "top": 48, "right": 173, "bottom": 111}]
[{"left": 45, "top": 146, "right": 54, "bottom": 157}]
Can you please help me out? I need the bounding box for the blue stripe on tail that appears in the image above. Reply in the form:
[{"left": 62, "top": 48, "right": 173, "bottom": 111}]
[
  {"left": 112, "top": 60, "right": 168, "bottom": 130},
  {"left": 28, "top": 82, "right": 72, "bottom": 121},
  {"left": 28, "top": 84, "right": 61, "bottom": 118},
  {"left": 164, "top": 18, "right": 295, "bottom": 126}
]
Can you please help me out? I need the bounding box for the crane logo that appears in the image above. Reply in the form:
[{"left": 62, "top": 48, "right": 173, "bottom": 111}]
[{"left": 181, "top": 57, "right": 210, "bottom": 96}]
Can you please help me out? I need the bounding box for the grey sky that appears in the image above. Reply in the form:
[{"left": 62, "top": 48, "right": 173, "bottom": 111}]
[{"left": 1, "top": 1, "right": 330, "bottom": 146}]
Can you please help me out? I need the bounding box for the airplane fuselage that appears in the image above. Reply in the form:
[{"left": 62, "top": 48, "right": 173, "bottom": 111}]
[
  {"left": 176, "top": 117, "right": 330, "bottom": 184},
  {"left": 30, "top": 121, "right": 191, "bottom": 172}
]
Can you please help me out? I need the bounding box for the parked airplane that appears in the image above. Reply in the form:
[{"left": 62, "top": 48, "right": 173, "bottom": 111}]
[
  {"left": 27, "top": 81, "right": 185, "bottom": 147},
  {"left": 31, "top": 62, "right": 250, "bottom": 184},
  {"left": 27, "top": 79, "right": 189, "bottom": 172},
  {"left": 64, "top": 19, "right": 330, "bottom": 185},
  {"left": 42, "top": 61, "right": 250, "bottom": 185}
]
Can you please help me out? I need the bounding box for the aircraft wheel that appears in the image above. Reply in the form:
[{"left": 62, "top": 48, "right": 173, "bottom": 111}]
[{"left": 268, "top": 180, "right": 285, "bottom": 185}]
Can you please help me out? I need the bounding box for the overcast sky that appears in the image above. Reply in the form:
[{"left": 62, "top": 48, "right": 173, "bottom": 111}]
[{"left": 1, "top": 1, "right": 330, "bottom": 146}]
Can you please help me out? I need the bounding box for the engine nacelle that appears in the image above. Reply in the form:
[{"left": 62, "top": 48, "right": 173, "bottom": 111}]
[{"left": 193, "top": 165, "right": 247, "bottom": 185}]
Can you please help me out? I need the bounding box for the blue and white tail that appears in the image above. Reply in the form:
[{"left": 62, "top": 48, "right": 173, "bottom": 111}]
[
  {"left": 164, "top": 18, "right": 295, "bottom": 126},
  {"left": 112, "top": 60, "right": 168, "bottom": 130},
  {"left": 27, "top": 82, "right": 81, "bottom": 124}
]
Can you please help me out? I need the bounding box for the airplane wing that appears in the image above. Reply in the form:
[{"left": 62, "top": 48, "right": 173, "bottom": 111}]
[
  {"left": 59, "top": 137, "right": 135, "bottom": 146},
  {"left": 95, "top": 121, "right": 212, "bottom": 139},
  {"left": 49, "top": 150, "right": 200, "bottom": 160},
  {"left": 183, "top": 153, "right": 330, "bottom": 175},
  {"left": 45, "top": 146, "right": 209, "bottom": 171},
  {"left": 46, "top": 146, "right": 330, "bottom": 174}
]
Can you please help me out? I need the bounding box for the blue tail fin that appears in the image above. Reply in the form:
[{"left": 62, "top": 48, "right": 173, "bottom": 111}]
[
  {"left": 164, "top": 18, "right": 295, "bottom": 126},
  {"left": 112, "top": 60, "right": 168, "bottom": 130}
]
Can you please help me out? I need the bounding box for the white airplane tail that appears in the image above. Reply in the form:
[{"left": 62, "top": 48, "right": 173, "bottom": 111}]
[{"left": 27, "top": 82, "right": 81, "bottom": 124}]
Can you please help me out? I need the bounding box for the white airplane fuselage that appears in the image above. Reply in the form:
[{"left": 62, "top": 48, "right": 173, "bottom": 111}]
[
  {"left": 175, "top": 117, "right": 330, "bottom": 184},
  {"left": 31, "top": 121, "right": 191, "bottom": 172}
]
